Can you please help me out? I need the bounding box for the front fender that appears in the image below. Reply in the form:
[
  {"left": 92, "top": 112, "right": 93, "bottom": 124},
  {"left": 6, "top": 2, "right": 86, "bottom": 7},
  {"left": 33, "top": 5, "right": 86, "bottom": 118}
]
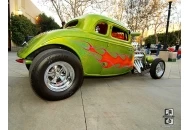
[{"left": 146, "top": 55, "right": 154, "bottom": 63}]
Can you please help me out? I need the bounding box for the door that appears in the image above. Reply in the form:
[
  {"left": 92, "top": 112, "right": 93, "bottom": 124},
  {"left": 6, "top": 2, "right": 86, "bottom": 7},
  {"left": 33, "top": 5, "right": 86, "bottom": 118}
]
[
  {"left": 82, "top": 21, "right": 110, "bottom": 75},
  {"left": 100, "top": 26, "right": 134, "bottom": 75}
]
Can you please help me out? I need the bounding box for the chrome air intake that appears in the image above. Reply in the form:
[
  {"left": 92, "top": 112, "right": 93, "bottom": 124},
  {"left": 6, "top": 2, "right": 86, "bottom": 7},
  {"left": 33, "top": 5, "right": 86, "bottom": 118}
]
[{"left": 134, "top": 51, "right": 144, "bottom": 73}]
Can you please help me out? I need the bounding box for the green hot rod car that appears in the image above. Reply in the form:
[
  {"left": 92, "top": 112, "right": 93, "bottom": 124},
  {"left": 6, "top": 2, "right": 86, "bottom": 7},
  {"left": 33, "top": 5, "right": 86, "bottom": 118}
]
[{"left": 16, "top": 14, "right": 165, "bottom": 101}]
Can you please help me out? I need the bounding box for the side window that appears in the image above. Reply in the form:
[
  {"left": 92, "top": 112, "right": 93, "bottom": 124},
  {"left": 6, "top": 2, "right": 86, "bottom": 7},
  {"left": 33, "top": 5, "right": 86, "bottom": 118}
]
[
  {"left": 65, "top": 20, "right": 78, "bottom": 28},
  {"left": 95, "top": 22, "right": 108, "bottom": 35},
  {"left": 111, "top": 26, "right": 128, "bottom": 41}
]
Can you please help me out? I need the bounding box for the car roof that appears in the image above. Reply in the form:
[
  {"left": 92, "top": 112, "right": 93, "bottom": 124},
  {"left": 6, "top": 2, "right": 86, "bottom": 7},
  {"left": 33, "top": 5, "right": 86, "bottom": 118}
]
[{"left": 69, "top": 14, "right": 127, "bottom": 29}]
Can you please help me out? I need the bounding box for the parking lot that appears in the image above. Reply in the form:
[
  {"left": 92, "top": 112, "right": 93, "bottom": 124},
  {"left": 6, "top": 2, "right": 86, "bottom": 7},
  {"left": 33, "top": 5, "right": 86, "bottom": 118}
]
[{"left": 8, "top": 52, "right": 181, "bottom": 130}]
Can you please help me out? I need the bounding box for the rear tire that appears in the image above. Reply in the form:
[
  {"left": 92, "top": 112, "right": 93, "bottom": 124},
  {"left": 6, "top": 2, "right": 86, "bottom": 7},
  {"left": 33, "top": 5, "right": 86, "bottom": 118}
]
[
  {"left": 150, "top": 58, "right": 165, "bottom": 79},
  {"left": 29, "top": 49, "right": 83, "bottom": 101}
]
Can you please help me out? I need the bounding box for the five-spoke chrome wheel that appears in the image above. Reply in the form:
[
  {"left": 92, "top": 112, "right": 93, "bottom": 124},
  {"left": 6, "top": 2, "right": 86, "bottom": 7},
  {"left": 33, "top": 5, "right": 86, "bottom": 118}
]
[
  {"left": 29, "top": 49, "right": 83, "bottom": 101},
  {"left": 44, "top": 61, "right": 75, "bottom": 92}
]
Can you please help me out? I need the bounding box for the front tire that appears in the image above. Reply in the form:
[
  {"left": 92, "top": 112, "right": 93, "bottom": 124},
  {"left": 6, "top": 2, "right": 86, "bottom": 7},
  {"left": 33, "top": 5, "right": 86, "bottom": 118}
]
[
  {"left": 150, "top": 58, "right": 165, "bottom": 79},
  {"left": 29, "top": 49, "right": 83, "bottom": 101}
]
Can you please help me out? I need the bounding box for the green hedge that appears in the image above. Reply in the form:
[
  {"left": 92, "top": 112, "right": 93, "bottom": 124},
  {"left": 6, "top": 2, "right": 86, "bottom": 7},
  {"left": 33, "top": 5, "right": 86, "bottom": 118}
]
[
  {"left": 10, "top": 14, "right": 38, "bottom": 46},
  {"left": 144, "top": 30, "right": 181, "bottom": 46}
]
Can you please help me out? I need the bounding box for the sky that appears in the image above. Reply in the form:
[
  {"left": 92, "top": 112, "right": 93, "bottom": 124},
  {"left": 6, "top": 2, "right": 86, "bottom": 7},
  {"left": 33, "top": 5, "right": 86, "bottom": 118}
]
[
  {"left": 31, "top": 0, "right": 181, "bottom": 27},
  {"left": 31, "top": 0, "right": 62, "bottom": 26}
]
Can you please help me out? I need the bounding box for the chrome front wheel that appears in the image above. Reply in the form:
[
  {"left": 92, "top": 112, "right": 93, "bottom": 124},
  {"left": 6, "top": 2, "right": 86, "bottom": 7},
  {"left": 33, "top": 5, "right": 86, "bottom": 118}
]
[
  {"left": 155, "top": 62, "right": 165, "bottom": 77},
  {"left": 150, "top": 58, "right": 165, "bottom": 79}
]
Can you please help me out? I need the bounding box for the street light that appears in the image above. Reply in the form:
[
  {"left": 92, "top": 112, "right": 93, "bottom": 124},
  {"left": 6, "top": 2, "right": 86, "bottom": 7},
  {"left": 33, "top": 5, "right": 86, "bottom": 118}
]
[
  {"left": 17, "top": 9, "right": 23, "bottom": 16},
  {"left": 163, "top": 0, "right": 174, "bottom": 50},
  {"left": 35, "top": 16, "right": 40, "bottom": 24}
]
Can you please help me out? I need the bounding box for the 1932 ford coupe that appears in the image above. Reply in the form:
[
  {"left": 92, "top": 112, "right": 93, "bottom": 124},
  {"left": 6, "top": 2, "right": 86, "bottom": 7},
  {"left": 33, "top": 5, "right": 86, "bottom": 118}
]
[{"left": 16, "top": 14, "right": 165, "bottom": 101}]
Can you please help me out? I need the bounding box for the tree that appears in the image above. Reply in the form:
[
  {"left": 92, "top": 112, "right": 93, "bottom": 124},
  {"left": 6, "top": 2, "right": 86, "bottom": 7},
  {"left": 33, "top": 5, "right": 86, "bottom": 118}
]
[
  {"left": 10, "top": 14, "right": 38, "bottom": 46},
  {"left": 144, "top": 30, "right": 181, "bottom": 47},
  {"left": 125, "top": 0, "right": 152, "bottom": 32},
  {"left": 94, "top": 0, "right": 127, "bottom": 22},
  {"left": 147, "top": 0, "right": 180, "bottom": 44},
  {"left": 125, "top": 0, "right": 180, "bottom": 45},
  {"left": 125, "top": 0, "right": 155, "bottom": 45},
  {"left": 37, "top": 0, "right": 180, "bottom": 46},
  {"left": 170, "top": 0, "right": 181, "bottom": 44},
  {"left": 36, "top": 13, "right": 61, "bottom": 33},
  {"left": 40, "top": 0, "right": 105, "bottom": 23},
  {"left": 148, "top": 0, "right": 167, "bottom": 44}
]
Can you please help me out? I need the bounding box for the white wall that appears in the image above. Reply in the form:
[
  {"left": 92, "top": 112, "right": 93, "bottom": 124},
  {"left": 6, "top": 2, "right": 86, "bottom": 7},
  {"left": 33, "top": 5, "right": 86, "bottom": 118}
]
[{"left": 10, "top": 0, "right": 41, "bottom": 24}]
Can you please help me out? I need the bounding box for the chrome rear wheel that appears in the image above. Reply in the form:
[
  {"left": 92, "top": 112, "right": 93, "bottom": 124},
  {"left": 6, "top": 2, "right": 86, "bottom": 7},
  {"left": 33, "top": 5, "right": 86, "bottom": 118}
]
[
  {"left": 29, "top": 49, "right": 83, "bottom": 101},
  {"left": 44, "top": 61, "right": 75, "bottom": 92}
]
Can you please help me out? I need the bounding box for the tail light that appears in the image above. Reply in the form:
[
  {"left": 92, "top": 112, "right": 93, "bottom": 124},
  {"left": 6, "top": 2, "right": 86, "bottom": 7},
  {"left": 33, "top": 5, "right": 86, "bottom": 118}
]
[{"left": 16, "top": 59, "right": 24, "bottom": 63}]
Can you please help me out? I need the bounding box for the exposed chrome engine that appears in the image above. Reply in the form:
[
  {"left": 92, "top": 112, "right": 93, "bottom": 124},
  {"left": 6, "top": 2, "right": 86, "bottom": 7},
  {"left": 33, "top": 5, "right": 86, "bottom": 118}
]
[{"left": 133, "top": 51, "right": 150, "bottom": 74}]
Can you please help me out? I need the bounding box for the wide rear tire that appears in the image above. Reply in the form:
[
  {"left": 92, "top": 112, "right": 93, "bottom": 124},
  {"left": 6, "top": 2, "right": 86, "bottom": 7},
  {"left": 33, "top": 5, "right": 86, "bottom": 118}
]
[
  {"left": 29, "top": 49, "right": 83, "bottom": 101},
  {"left": 26, "top": 64, "right": 30, "bottom": 70}
]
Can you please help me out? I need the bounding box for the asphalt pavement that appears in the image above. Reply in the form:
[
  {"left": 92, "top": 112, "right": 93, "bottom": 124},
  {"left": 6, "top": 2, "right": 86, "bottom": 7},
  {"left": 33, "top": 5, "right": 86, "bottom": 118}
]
[{"left": 8, "top": 52, "right": 181, "bottom": 130}]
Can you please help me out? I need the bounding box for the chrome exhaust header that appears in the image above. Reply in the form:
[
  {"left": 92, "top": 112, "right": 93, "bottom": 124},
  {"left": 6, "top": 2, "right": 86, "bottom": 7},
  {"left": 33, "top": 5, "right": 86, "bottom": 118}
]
[{"left": 134, "top": 59, "right": 143, "bottom": 73}]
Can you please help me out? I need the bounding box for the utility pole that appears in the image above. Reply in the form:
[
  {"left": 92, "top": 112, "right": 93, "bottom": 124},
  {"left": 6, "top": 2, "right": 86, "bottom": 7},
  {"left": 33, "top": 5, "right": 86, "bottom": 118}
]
[
  {"left": 163, "top": 0, "right": 173, "bottom": 50},
  {"left": 8, "top": 0, "right": 11, "bottom": 51}
]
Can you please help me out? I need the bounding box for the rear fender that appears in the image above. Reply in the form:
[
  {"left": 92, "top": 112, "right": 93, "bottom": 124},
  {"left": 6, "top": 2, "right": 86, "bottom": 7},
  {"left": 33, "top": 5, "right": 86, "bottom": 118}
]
[{"left": 26, "top": 43, "right": 82, "bottom": 64}]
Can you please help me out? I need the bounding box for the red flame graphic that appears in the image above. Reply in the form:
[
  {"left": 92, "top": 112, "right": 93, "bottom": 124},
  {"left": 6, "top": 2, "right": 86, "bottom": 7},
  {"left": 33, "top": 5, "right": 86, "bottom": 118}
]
[{"left": 86, "top": 43, "right": 133, "bottom": 68}]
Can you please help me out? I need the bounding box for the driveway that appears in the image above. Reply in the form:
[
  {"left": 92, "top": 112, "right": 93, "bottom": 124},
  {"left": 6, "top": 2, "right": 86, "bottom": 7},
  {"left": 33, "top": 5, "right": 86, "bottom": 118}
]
[{"left": 8, "top": 52, "right": 181, "bottom": 130}]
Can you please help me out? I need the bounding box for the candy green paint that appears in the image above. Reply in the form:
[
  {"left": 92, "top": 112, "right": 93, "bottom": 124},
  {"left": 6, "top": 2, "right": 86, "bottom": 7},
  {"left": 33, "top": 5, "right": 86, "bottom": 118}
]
[
  {"left": 131, "top": 32, "right": 141, "bottom": 37},
  {"left": 146, "top": 55, "right": 154, "bottom": 63},
  {"left": 25, "top": 59, "right": 32, "bottom": 64},
  {"left": 17, "top": 14, "right": 140, "bottom": 76}
]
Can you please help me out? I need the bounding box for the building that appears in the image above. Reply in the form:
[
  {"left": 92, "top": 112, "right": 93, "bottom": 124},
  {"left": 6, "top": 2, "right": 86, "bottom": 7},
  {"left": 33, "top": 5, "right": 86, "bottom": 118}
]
[
  {"left": 8, "top": 0, "right": 41, "bottom": 51},
  {"left": 9, "top": 0, "right": 41, "bottom": 23}
]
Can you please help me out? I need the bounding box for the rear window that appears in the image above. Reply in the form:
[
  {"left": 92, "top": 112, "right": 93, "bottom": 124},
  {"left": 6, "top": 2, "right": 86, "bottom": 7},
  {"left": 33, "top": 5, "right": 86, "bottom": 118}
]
[{"left": 65, "top": 20, "right": 78, "bottom": 28}]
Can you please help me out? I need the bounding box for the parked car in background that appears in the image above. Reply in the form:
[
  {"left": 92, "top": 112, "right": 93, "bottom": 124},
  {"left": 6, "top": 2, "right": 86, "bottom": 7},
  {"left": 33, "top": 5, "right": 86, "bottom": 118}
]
[
  {"left": 144, "top": 44, "right": 164, "bottom": 54},
  {"left": 149, "top": 44, "right": 157, "bottom": 54}
]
